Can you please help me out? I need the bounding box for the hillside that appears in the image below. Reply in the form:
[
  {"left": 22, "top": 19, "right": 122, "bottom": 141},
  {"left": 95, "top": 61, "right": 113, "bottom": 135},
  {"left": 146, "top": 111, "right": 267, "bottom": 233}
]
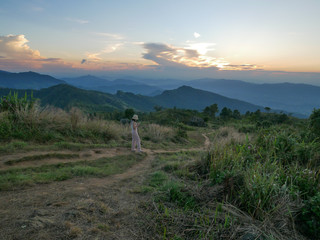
[
  {"left": 0, "top": 84, "right": 129, "bottom": 112},
  {"left": 115, "top": 91, "right": 158, "bottom": 111},
  {"left": 36, "top": 84, "right": 128, "bottom": 111},
  {"left": 0, "top": 70, "right": 65, "bottom": 89},
  {"left": 0, "top": 84, "right": 294, "bottom": 115},
  {"left": 185, "top": 78, "right": 320, "bottom": 115},
  {"left": 153, "top": 85, "right": 265, "bottom": 113}
]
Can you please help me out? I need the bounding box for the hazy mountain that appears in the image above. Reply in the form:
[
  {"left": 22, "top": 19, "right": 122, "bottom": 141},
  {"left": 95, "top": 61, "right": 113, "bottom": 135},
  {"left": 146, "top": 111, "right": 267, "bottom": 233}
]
[
  {"left": 0, "top": 84, "right": 267, "bottom": 114},
  {"left": 1, "top": 70, "right": 315, "bottom": 116},
  {"left": 112, "top": 78, "right": 142, "bottom": 85},
  {"left": 61, "top": 75, "right": 111, "bottom": 88},
  {"left": 153, "top": 86, "right": 265, "bottom": 113},
  {"left": 62, "top": 76, "right": 163, "bottom": 96},
  {"left": 95, "top": 84, "right": 162, "bottom": 96},
  {"left": 184, "top": 78, "right": 320, "bottom": 115},
  {"left": 129, "top": 78, "right": 185, "bottom": 89},
  {"left": 0, "top": 70, "right": 65, "bottom": 89}
]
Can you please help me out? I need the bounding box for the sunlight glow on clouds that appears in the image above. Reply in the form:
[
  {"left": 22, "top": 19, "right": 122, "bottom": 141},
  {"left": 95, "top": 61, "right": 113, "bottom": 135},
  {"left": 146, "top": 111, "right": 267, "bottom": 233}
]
[
  {"left": 193, "top": 32, "right": 201, "bottom": 38},
  {"left": 0, "top": 35, "right": 41, "bottom": 59},
  {"left": 0, "top": 34, "right": 69, "bottom": 70},
  {"left": 142, "top": 43, "right": 260, "bottom": 70},
  {"left": 86, "top": 43, "right": 123, "bottom": 61},
  {"left": 0, "top": 34, "right": 261, "bottom": 73},
  {"left": 185, "top": 42, "right": 215, "bottom": 55}
]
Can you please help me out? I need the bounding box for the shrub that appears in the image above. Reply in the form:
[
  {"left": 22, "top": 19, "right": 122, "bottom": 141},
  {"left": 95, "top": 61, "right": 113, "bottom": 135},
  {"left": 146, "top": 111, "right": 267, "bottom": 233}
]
[
  {"left": 310, "top": 108, "right": 320, "bottom": 137},
  {"left": 298, "top": 192, "right": 320, "bottom": 238}
]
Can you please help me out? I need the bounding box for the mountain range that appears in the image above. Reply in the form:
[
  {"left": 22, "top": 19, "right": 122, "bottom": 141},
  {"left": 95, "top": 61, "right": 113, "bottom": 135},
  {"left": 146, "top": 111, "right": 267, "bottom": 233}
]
[
  {"left": 0, "top": 70, "right": 65, "bottom": 89},
  {"left": 182, "top": 78, "right": 320, "bottom": 116},
  {"left": 61, "top": 75, "right": 320, "bottom": 115},
  {"left": 62, "top": 75, "right": 162, "bottom": 96},
  {"left": 0, "top": 84, "right": 267, "bottom": 115},
  {"left": 1, "top": 70, "right": 319, "bottom": 116}
]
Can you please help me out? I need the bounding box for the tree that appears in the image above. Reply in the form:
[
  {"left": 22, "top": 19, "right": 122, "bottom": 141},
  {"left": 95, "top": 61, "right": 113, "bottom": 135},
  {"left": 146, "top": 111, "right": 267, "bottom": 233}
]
[
  {"left": 220, "top": 107, "right": 232, "bottom": 120},
  {"left": 310, "top": 108, "right": 320, "bottom": 136},
  {"left": 124, "top": 108, "right": 135, "bottom": 119},
  {"left": 154, "top": 105, "right": 163, "bottom": 112},
  {"left": 203, "top": 103, "right": 219, "bottom": 119},
  {"left": 233, "top": 109, "right": 241, "bottom": 119},
  {"left": 264, "top": 107, "right": 271, "bottom": 112}
]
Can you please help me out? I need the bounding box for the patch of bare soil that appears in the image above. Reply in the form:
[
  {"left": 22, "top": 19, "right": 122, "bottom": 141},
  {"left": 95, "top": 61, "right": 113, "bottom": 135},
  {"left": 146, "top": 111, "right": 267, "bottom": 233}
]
[
  {"left": 0, "top": 148, "right": 130, "bottom": 171},
  {"left": 0, "top": 134, "right": 210, "bottom": 240}
]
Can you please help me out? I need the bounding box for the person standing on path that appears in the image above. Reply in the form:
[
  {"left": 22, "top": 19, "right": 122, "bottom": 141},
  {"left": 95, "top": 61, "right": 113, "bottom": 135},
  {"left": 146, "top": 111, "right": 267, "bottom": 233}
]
[{"left": 131, "top": 114, "right": 142, "bottom": 152}]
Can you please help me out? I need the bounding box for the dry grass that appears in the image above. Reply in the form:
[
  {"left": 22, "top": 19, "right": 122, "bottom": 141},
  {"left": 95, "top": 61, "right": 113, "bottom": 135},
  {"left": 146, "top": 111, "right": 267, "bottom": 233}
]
[
  {"left": 15, "top": 105, "right": 71, "bottom": 131},
  {"left": 140, "top": 123, "right": 174, "bottom": 143},
  {"left": 221, "top": 201, "right": 305, "bottom": 240},
  {"left": 212, "top": 126, "right": 252, "bottom": 148}
]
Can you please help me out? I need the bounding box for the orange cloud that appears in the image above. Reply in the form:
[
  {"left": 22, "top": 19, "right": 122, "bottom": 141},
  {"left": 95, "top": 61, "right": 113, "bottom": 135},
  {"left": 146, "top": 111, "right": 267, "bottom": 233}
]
[{"left": 0, "top": 34, "right": 70, "bottom": 70}]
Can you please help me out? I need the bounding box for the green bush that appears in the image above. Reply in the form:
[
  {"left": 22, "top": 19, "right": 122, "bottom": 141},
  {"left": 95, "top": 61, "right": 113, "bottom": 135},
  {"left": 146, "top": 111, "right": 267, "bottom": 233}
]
[
  {"left": 299, "top": 192, "right": 320, "bottom": 238},
  {"left": 310, "top": 108, "right": 320, "bottom": 137}
]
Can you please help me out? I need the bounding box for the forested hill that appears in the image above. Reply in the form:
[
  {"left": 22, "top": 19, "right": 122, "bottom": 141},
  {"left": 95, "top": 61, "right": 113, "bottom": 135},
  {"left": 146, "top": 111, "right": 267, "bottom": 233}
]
[
  {"left": 0, "top": 84, "right": 290, "bottom": 115},
  {"left": 153, "top": 85, "right": 265, "bottom": 113},
  {"left": 0, "top": 71, "right": 65, "bottom": 89}
]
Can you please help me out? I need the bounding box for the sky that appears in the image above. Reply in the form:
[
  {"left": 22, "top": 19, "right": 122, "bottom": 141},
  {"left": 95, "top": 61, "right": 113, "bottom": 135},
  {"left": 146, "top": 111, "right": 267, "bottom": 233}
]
[{"left": 0, "top": 0, "right": 320, "bottom": 84}]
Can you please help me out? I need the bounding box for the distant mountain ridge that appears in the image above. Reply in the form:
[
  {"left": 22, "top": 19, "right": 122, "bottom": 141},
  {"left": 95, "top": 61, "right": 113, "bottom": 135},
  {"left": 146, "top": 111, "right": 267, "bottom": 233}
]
[
  {"left": 0, "top": 84, "right": 271, "bottom": 115},
  {"left": 1, "top": 70, "right": 317, "bottom": 116},
  {"left": 182, "top": 78, "right": 320, "bottom": 116},
  {"left": 0, "top": 71, "right": 65, "bottom": 89},
  {"left": 125, "top": 77, "right": 320, "bottom": 116},
  {"left": 153, "top": 86, "right": 265, "bottom": 113},
  {"left": 62, "top": 75, "right": 162, "bottom": 96}
]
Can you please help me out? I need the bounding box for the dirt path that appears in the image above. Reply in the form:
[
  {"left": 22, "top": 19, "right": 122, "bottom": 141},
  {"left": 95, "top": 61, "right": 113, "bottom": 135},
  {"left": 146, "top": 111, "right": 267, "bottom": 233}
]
[
  {"left": 0, "top": 134, "right": 211, "bottom": 240},
  {"left": 0, "top": 147, "right": 132, "bottom": 171}
]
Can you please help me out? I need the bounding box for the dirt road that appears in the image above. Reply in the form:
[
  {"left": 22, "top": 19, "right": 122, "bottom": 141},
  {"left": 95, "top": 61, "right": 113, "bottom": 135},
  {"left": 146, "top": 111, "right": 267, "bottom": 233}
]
[{"left": 0, "top": 134, "right": 210, "bottom": 240}]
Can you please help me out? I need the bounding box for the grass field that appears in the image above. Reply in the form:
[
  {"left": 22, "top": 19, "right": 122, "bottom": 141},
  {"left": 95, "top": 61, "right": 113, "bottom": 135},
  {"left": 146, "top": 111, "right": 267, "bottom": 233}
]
[{"left": 0, "top": 99, "right": 319, "bottom": 239}]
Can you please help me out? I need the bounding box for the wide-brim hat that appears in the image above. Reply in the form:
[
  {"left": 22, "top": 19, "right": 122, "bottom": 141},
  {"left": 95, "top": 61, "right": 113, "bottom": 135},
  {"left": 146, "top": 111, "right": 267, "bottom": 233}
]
[{"left": 132, "top": 114, "right": 138, "bottom": 120}]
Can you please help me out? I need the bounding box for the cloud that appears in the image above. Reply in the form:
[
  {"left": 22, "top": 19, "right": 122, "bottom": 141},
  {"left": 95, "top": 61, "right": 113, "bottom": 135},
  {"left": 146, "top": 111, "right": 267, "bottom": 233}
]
[
  {"left": 142, "top": 43, "right": 199, "bottom": 69},
  {"left": 0, "top": 34, "right": 71, "bottom": 71},
  {"left": 81, "top": 59, "right": 87, "bottom": 64},
  {"left": 66, "top": 18, "right": 89, "bottom": 24},
  {"left": 0, "top": 34, "right": 41, "bottom": 60},
  {"left": 185, "top": 42, "right": 215, "bottom": 55},
  {"left": 84, "top": 32, "right": 126, "bottom": 62},
  {"left": 93, "top": 32, "right": 124, "bottom": 40},
  {"left": 142, "top": 43, "right": 221, "bottom": 69},
  {"left": 86, "top": 43, "right": 123, "bottom": 62},
  {"left": 36, "top": 58, "right": 61, "bottom": 62},
  {"left": 86, "top": 52, "right": 102, "bottom": 61},
  {"left": 194, "top": 32, "right": 201, "bottom": 38},
  {"left": 223, "top": 64, "right": 261, "bottom": 70},
  {"left": 142, "top": 42, "right": 262, "bottom": 71}
]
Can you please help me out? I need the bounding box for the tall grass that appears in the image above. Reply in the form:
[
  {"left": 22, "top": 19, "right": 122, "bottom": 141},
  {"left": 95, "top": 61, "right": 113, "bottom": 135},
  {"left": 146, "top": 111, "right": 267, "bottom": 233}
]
[
  {"left": 0, "top": 100, "right": 128, "bottom": 143},
  {"left": 140, "top": 123, "right": 174, "bottom": 143},
  {"left": 206, "top": 125, "right": 320, "bottom": 238}
]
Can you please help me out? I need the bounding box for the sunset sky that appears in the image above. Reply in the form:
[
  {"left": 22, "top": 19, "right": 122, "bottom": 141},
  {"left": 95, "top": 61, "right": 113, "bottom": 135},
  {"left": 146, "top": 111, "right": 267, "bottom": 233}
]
[{"left": 1, "top": 0, "right": 320, "bottom": 84}]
